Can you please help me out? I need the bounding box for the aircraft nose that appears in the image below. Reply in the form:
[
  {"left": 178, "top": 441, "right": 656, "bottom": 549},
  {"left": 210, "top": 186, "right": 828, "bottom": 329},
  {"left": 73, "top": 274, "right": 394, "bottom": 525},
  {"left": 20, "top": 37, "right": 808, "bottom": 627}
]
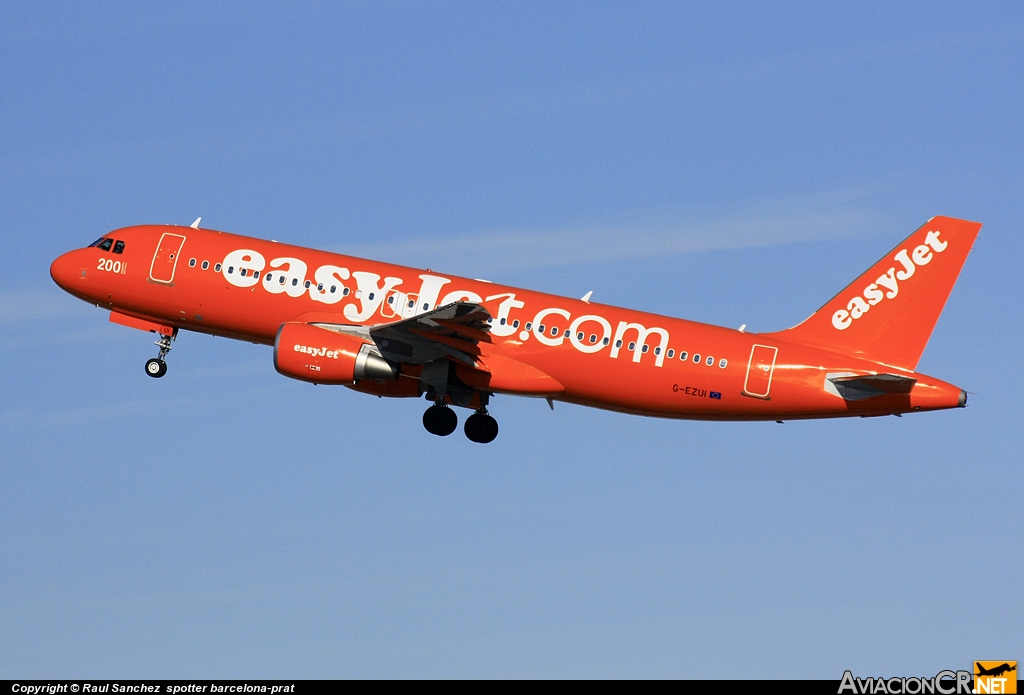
[{"left": 50, "top": 250, "right": 83, "bottom": 291}]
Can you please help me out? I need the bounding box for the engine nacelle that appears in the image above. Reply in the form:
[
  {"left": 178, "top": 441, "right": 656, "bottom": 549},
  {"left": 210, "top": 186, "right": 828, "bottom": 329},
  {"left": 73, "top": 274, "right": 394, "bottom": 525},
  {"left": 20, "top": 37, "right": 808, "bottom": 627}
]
[{"left": 274, "top": 322, "right": 398, "bottom": 384}]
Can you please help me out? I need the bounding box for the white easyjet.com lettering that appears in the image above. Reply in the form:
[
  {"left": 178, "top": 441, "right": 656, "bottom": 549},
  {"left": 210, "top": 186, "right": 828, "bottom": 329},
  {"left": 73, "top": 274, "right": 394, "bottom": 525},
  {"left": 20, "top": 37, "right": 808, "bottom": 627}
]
[{"left": 223, "top": 250, "right": 675, "bottom": 367}]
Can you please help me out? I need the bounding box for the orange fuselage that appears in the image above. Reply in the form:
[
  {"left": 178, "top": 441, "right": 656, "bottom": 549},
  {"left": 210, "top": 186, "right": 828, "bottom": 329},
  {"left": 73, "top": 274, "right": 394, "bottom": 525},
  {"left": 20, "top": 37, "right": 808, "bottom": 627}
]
[{"left": 50, "top": 224, "right": 966, "bottom": 421}]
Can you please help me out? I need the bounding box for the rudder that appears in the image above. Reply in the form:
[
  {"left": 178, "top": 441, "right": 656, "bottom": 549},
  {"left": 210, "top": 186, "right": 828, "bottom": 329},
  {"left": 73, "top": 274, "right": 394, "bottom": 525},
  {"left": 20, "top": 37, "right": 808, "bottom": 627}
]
[{"left": 765, "top": 216, "right": 981, "bottom": 370}]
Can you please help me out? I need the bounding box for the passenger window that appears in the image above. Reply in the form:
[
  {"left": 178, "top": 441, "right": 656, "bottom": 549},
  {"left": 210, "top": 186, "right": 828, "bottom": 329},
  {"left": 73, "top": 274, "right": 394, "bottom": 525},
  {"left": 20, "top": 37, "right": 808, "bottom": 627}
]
[
  {"left": 215, "top": 263, "right": 222, "bottom": 272},
  {"left": 201, "top": 261, "right": 209, "bottom": 270},
  {"left": 693, "top": 353, "right": 701, "bottom": 363},
  {"left": 719, "top": 359, "right": 728, "bottom": 368},
  {"left": 344, "top": 288, "right": 351, "bottom": 296},
  {"left": 98, "top": 238, "right": 114, "bottom": 252},
  {"left": 706, "top": 356, "right": 714, "bottom": 366},
  {"left": 628, "top": 341, "right": 636, "bottom": 351},
  {"left": 679, "top": 351, "right": 688, "bottom": 361},
  {"left": 304, "top": 280, "right": 311, "bottom": 289},
  {"left": 189, "top": 258, "right": 196, "bottom": 267},
  {"left": 667, "top": 349, "right": 675, "bottom": 359},
  {"left": 589, "top": 334, "right": 596, "bottom": 343},
  {"left": 113, "top": 240, "right": 125, "bottom": 254},
  {"left": 642, "top": 344, "right": 649, "bottom": 353}
]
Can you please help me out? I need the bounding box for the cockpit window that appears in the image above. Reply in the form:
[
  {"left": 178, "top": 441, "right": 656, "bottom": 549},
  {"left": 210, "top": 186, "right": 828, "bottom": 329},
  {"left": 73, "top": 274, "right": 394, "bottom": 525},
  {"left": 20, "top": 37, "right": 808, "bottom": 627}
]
[
  {"left": 97, "top": 238, "right": 114, "bottom": 252},
  {"left": 88, "top": 237, "right": 106, "bottom": 248},
  {"left": 112, "top": 240, "right": 125, "bottom": 254}
]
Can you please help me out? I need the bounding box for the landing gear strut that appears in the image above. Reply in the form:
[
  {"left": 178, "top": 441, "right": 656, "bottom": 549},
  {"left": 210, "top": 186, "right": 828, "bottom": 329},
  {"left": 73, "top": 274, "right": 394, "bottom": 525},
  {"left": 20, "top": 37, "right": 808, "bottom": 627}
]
[
  {"left": 144, "top": 333, "right": 174, "bottom": 378},
  {"left": 423, "top": 402, "right": 458, "bottom": 436},
  {"left": 464, "top": 409, "right": 499, "bottom": 444}
]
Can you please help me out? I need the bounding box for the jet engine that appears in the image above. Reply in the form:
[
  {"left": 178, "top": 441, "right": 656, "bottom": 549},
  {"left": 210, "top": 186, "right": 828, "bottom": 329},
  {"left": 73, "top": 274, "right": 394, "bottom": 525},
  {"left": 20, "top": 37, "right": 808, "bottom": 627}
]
[{"left": 274, "top": 322, "right": 398, "bottom": 384}]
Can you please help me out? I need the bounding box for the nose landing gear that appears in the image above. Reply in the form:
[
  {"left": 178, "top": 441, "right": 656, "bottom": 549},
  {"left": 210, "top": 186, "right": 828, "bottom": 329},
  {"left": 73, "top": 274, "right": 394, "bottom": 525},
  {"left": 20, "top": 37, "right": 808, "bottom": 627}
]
[
  {"left": 464, "top": 409, "right": 499, "bottom": 444},
  {"left": 144, "top": 333, "right": 175, "bottom": 378},
  {"left": 422, "top": 402, "right": 458, "bottom": 436}
]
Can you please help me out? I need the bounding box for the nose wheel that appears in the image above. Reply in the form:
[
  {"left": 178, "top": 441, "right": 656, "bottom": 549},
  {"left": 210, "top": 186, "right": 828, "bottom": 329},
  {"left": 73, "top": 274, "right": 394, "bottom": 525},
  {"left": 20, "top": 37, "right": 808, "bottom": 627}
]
[
  {"left": 464, "top": 409, "right": 499, "bottom": 444},
  {"left": 144, "top": 334, "right": 174, "bottom": 379},
  {"left": 423, "top": 403, "right": 458, "bottom": 436}
]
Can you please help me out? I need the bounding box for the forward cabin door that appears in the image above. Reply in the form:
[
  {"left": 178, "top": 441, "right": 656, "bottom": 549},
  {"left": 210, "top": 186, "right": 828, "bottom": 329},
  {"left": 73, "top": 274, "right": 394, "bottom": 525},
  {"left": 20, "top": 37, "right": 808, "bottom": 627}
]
[
  {"left": 149, "top": 233, "right": 186, "bottom": 284},
  {"left": 743, "top": 344, "right": 778, "bottom": 399}
]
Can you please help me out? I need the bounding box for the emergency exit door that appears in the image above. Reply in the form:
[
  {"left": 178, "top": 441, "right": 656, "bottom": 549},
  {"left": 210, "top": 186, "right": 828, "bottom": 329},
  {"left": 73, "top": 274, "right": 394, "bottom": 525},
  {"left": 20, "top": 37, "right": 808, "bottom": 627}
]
[
  {"left": 743, "top": 344, "right": 778, "bottom": 399},
  {"left": 149, "top": 233, "right": 186, "bottom": 284}
]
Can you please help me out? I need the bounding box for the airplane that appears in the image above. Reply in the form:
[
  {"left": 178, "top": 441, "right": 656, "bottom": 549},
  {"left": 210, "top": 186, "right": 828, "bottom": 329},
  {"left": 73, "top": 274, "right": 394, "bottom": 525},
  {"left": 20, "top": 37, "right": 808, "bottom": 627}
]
[
  {"left": 976, "top": 663, "right": 1016, "bottom": 678},
  {"left": 49, "top": 215, "right": 980, "bottom": 444}
]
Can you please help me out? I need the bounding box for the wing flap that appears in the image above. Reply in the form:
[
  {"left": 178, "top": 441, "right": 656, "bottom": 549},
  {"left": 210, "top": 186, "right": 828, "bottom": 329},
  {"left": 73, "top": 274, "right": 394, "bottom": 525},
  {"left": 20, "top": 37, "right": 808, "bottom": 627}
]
[{"left": 369, "top": 301, "right": 491, "bottom": 366}]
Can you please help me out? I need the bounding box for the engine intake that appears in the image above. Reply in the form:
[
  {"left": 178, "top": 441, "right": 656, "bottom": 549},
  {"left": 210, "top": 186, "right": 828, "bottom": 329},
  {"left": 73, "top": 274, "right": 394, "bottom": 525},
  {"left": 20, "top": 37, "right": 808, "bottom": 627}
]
[{"left": 274, "top": 322, "right": 398, "bottom": 384}]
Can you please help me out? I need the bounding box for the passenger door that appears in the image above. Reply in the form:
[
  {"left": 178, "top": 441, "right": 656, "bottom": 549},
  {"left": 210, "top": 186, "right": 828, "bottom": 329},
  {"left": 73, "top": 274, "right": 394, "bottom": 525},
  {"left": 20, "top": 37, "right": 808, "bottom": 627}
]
[
  {"left": 743, "top": 344, "right": 778, "bottom": 399},
  {"left": 149, "top": 233, "right": 186, "bottom": 284}
]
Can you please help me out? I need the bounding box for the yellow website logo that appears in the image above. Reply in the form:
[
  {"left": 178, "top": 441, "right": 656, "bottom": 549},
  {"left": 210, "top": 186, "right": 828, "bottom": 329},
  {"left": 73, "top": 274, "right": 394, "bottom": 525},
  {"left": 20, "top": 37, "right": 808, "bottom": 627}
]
[{"left": 975, "top": 661, "right": 1017, "bottom": 695}]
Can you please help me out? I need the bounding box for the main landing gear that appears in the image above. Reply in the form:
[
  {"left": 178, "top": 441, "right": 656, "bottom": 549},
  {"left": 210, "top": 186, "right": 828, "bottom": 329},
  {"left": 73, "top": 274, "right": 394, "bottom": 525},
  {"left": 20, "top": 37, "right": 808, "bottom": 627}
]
[
  {"left": 418, "top": 359, "right": 499, "bottom": 443},
  {"left": 464, "top": 409, "right": 499, "bottom": 444},
  {"left": 422, "top": 402, "right": 458, "bottom": 436},
  {"left": 144, "top": 333, "right": 174, "bottom": 378},
  {"left": 421, "top": 402, "right": 499, "bottom": 443}
]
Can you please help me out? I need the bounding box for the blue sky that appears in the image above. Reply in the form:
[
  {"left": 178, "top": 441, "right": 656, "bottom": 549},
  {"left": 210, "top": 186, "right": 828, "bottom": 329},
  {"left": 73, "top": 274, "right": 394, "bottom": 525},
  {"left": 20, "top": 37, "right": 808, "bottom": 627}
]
[{"left": 1, "top": 2, "right": 1021, "bottom": 678}]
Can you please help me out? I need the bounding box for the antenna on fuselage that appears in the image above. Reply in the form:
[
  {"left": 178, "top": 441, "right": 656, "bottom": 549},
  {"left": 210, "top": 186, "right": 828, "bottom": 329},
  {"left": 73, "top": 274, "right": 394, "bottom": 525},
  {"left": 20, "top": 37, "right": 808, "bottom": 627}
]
[
  {"left": 581, "top": 291, "right": 593, "bottom": 303},
  {"left": 190, "top": 217, "right": 202, "bottom": 229}
]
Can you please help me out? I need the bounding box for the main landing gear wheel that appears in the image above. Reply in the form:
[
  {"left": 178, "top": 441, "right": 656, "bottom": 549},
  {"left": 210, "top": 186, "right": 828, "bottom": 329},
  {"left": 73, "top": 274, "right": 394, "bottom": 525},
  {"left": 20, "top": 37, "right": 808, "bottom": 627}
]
[
  {"left": 464, "top": 411, "right": 499, "bottom": 444},
  {"left": 145, "top": 358, "right": 167, "bottom": 378},
  {"left": 423, "top": 403, "right": 458, "bottom": 436}
]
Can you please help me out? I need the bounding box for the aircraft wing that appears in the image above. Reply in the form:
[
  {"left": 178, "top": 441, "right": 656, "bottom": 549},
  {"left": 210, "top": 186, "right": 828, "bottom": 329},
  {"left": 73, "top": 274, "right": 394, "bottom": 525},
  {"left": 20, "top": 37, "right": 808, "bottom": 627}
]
[{"left": 365, "top": 301, "right": 492, "bottom": 366}]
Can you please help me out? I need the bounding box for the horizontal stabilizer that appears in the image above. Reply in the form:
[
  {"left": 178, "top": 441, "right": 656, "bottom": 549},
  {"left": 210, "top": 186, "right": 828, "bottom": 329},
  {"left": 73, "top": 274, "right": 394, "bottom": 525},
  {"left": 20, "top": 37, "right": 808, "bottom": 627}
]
[{"left": 827, "top": 373, "right": 916, "bottom": 401}]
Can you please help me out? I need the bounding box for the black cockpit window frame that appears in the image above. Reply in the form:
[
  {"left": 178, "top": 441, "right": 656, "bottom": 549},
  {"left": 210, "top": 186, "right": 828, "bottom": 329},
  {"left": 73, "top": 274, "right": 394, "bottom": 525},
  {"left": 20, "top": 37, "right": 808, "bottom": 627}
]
[{"left": 112, "top": 240, "right": 125, "bottom": 254}]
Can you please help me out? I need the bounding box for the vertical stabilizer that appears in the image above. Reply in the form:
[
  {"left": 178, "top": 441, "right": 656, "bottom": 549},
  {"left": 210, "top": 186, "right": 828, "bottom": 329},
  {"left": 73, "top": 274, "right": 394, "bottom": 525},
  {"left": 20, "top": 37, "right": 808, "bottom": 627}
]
[{"left": 765, "top": 216, "right": 981, "bottom": 370}]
